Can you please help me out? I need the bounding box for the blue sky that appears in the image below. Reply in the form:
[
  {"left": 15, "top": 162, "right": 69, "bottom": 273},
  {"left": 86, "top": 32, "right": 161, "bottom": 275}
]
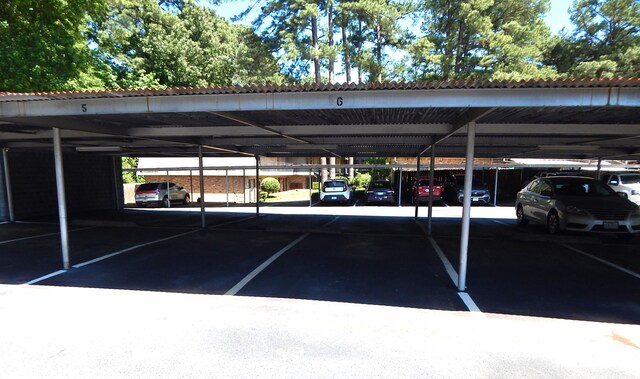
[{"left": 213, "top": 0, "right": 575, "bottom": 35}]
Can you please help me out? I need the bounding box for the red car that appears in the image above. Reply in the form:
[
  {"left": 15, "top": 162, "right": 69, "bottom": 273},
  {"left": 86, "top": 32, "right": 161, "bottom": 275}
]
[{"left": 412, "top": 178, "right": 443, "bottom": 203}]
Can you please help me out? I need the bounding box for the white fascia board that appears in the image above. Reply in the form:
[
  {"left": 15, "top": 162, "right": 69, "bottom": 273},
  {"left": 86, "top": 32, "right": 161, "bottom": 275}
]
[{"left": 3, "top": 88, "right": 640, "bottom": 118}]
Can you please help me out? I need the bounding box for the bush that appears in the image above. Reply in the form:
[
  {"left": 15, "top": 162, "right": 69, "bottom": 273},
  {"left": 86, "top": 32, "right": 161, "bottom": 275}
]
[
  {"left": 352, "top": 172, "right": 371, "bottom": 190},
  {"left": 259, "top": 191, "right": 268, "bottom": 201},
  {"left": 260, "top": 177, "right": 280, "bottom": 196}
]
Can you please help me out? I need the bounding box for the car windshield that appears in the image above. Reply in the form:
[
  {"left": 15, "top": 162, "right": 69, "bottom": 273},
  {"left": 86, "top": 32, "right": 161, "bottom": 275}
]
[
  {"left": 137, "top": 183, "right": 161, "bottom": 191},
  {"left": 369, "top": 181, "right": 391, "bottom": 189},
  {"left": 419, "top": 179, "right": 442, "bottom": 186},
  {"left": 553, "top": 179, "right": 617, "bottom": 197},
  {"left": 324, "top": 181, "right": 346, "bottom": 188},
  {"left": 620, "top": 174, "right": 640, "bottom": 184}
]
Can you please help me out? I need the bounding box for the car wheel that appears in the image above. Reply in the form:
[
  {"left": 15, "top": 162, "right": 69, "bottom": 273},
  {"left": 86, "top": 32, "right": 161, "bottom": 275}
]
[
  {"left": 183, "top": 194, "right": 191, "bottom": 205},
  {"left": 516, "top": 205, "right": 528, "bottom": 226},
  {"left": 547, "top": 211, "right": 560, "bottom": 234},
  {"left": 162, "top": 196, "right": 170, "bottom": 208}
]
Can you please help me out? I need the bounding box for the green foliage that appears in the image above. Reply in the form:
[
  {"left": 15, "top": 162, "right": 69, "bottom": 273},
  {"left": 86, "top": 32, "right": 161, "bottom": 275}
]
[
  {"left": 121, "top": 157, "right": 145, "bottom": 183},
  {"left": 352, "top": 172, "right": 371, "bottom": 190},
  {"left": 260, "top": 177, "right": 281, "bottom": 195}
]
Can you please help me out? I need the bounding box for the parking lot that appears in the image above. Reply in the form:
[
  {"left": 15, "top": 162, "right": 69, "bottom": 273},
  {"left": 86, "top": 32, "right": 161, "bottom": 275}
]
[
  {"left": 1, "top": 204, "right": 638, "bottom": 324},
  {"left": 2, "top": 204, "right": 640, "bottom": 377}
]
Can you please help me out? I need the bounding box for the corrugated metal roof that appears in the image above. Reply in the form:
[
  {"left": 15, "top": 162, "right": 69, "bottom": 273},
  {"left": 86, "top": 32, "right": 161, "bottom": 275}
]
[{"left": 2, "top": 78, "right": 640, "bottom": 102}]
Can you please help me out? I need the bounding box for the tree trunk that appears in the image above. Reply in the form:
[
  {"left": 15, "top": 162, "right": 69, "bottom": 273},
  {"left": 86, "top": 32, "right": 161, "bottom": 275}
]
[
  {"left": 329, "top": 157, "right": 336, "bottom": 179},
  {"left": 312, "top": 15, "right": 321, "bottom": 84},
  {"left": 342, "top": 25, "right": 351, "bottom": 83},
  {"left": 328, "top": 1, "right": 334, "bottom": 84},
  {"left": 320, "top": 157, "right": 328, "bottom": 182}
]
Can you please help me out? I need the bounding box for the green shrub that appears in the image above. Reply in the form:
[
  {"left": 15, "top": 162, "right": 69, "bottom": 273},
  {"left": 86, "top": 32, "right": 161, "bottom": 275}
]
[
  {"left": 352, "top": 172, "right": 371, "bottom": 190},
  {"left": 259, "top": 191, "right": 268, "bottom": 201},
  {"left": 260, "top": 177, "right": 280, "bottom": 195}
]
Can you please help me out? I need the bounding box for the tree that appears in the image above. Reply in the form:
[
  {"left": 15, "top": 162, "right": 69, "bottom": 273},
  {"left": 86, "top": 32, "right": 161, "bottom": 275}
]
[
  {"left": 548, "top": 0, "right": 640, "bottom": 77},
  {"left": 0, "top": 0, "right": 110, "bottom": 91},
  {"left": 122, "top": 157, "right": 145, "bottom": 183},
  {"left": 260, "top": 177, "right": 281, "bottom": 196},
  {"left": 407, "top": 0, "right": 557, "bottom": 80}
]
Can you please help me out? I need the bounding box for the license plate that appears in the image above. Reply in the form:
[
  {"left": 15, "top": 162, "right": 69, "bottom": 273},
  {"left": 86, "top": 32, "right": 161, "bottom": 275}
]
[
  {"left": 472, "top": 197, "right": 480, "bottom": 201},
  {"left": 376, "top": 192, "right": 384, "bottom": 196},
  {"left": 331, "top": 196, "right": 337, "bottom": 200},
  {"left": 603, "top": 221, "right": 618, "bottom": 230}
]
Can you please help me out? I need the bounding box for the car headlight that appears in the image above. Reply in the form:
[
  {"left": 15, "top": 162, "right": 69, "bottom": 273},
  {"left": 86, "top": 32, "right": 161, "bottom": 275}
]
[{"left": 565, "top": 205, "right": 588, "bottom": 216}]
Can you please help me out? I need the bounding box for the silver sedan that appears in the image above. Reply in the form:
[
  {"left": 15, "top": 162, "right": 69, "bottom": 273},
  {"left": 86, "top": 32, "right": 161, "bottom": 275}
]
[{"left": 515, "top": 176, "right": 640, "bottom": 235}]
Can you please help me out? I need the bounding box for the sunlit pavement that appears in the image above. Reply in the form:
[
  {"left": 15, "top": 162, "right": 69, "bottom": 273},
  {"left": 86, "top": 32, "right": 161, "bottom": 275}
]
[{"left": 1, "top": 284, "right": 638, "bottom": 378}]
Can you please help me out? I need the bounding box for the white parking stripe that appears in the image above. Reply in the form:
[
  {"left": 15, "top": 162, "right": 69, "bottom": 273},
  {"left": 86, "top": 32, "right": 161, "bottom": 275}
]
[
  {"left": 427, "top": 236, "right": 459, "bottom": 286},
  {"left": 416, "top": 221, "right": 482, "bottom": 313},
  {"left": 458, "top": 292, "right": 482, "bottom": 313},
  {"left": 0, "top": 226, "right": 97, "bottom": 245},
  {"left": 23, "top": 270, "right": 67, "bottom": 285},
  {"left": 561, "top": 244, "right": 640, "bottom": 280},
  {"left": 226, "top": 233, "right": 309, "bottom": 296},
  {"left": 73, "top": 229, "right": 201, "bottom": 268}
]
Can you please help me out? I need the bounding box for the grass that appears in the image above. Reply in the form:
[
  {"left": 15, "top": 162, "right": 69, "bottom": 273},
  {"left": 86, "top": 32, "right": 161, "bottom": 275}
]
[{"left": 263, "top": 189, "right": 318, "bottom": 203}]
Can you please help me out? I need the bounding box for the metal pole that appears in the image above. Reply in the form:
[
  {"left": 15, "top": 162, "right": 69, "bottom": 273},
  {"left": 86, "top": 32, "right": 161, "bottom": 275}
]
[
  {"left": 243, "top": 169, "right": 246, "bottom": 204},
  {"left": 2, "top": 148, "right": 15, "bottom": 222},
  {"left": 493, "top": 168, "right": 499, "bottom": 206},
  {"left": 428, "top": 145, "right": 436, "bottom": 235},
  {"left": 189, "top": 170, "right": 193, "bottom": 201},
  {"left": 309, "top": 169, "right": 312, "bottom": 207},
  {"left": 165, "top": 171, "right": 170, "bottom": 208},
  {"left": 198, "top": 145, "right": 205, "bottom": 228},
  {"left": 53, "top": 128, "right": 70, "bottom": 270},
  {"left": 226, "top": 169, "right": 229, "bottom": 207},
  {"left": 596, "top": 158, "right": 602, "bottom": 180},
  {"left": 397, "top": 169, "right": 403, "bottom": 206},
  {"left": 414, "top": 156, "right": 420, "bottom": 220},
  {"left": 256, "top": 156, "right": 260, "bottom": 217},
  {"left": 458, "top": 122, "right": 476, "bottom": 292}
]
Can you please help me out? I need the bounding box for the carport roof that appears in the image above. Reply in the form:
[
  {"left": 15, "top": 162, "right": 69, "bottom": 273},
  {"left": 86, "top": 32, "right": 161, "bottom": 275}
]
[{"left": 1, "top": 78, "right": 640, "bottom": 160}]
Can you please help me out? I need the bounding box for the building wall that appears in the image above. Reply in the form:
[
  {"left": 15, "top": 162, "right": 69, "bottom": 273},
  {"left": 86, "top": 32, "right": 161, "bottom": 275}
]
[
  {"left": 5, "top": 150, "right": 120, "bottom": 220},
  {"left": 142, "top": 174, "right": 309, "bottom": 203}
]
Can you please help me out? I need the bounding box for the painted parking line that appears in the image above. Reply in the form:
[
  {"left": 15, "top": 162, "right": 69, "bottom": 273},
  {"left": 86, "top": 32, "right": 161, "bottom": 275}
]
[
  {"left": 73, "top": 229, "right": 202, "bottom": 269},
  {"left": 23, "top": 270, "right": 67, "bottom": 285},
  {"left": 226, "top": 217, "right": 339, "bottom": 296},
  {"left": 0, "top": 226, "right": 97, "bottom": 245},
  {"left": 561, "top": 244, "right": 640, "bottom": 280},
  {"left": 416, "top": 221, "right": 482, "bottom": 314},
  {"left": 225, "top": 233, "right": 310, "bottom": 296}
]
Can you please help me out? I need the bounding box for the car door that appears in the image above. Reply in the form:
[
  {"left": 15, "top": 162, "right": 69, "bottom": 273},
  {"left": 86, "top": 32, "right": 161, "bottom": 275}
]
[
  {"left": 530, "top": 180, "right": 553, "bottom": 222},
  {"left": 519, "top": 180, "right": 540, "bottom": 220}
]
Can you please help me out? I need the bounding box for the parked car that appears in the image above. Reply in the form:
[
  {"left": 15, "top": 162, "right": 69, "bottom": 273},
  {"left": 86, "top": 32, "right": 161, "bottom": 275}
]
[
  {"left": 444, "top": 174, "right": 491, "bottom": 205},
  {"left": 601, "top": 173, "right": 640, "bottom": 205},
  {"left": 365, "top": 180, "right": 396, "bottom": 205},
  {"left": 320, "top": 179, "right": 352, "bottom": 205},
  {"left": 515, "top": 176, "right": 640, "bottom": 235},
  {"left": 412, "top": 177, "right": 443, "bottom": 203},
  {"left": 135, "top": 182, "right": 191, "bottom": 207}
]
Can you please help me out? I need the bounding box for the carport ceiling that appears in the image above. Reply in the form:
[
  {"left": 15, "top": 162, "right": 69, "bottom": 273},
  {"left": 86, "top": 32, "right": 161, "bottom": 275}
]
[{"left": 1, "top": 78, "right": 640, "bottom": 160}]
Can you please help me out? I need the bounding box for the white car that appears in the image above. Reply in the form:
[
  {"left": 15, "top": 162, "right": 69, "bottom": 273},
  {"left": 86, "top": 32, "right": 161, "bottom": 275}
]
[
  {"left": 320, "top": 179, "right": 352, "bottom": 205},
  {"left": 515, "top": 176, "right": 640, "bottom": 236},
  {"left": 135, "top": 182, "right": 191, "bottom": 207},
  {"left": 602, "top": 173, "right": 640, "bottom": 205}
]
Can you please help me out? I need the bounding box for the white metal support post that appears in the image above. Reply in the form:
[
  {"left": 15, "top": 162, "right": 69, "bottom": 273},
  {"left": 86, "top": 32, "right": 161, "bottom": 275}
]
[
  {"left": 414, "top": 156, "right": 421, "bottom": 220},
  {"left": 2, "top": 148, "right": 15, "bottom": 222},
  {"left": 308, "top": 169, "right": 312, "bottom": 206},
  {"left": 493, "top": 168, "right": 499, "bottom": 206},
  {"left": 428, "top": 145, "right": 436, "bottom": 235},
  {"left": 226, "top": 169, "right": 229, "bottom": 207},
  {"left": 255, "top": 156, "right": 260, "bottom": 217},
  {"left": 165, "top": 171, "right": 170, "bottom": 208},
  {"left": 397, "top": 169, "right": 403, "bottom": 206},
  {"left": 458, "top": 122, "right": 476, "bottom": 291},
  {"left": 53, "top": 128, "right": 70, "bottom": 270},
  {"left": 198, "top": 145, "right": 205, "bottom": 228}
]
